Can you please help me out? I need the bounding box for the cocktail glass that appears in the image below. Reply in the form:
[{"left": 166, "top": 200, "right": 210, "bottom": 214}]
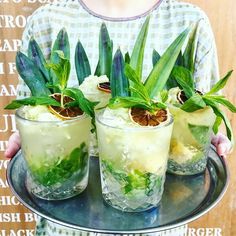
[
  {"left": 16, "top": 107, "right": 91, "bottom": 200},
  {"left": 96, "top": 111, "right": 173, "bottom": 212},
  {"left": 79, "top": 76, "right": 111, "bottom": 157},
  {"left": 167, "top": 106, "right": 215, "bottom": 175}
]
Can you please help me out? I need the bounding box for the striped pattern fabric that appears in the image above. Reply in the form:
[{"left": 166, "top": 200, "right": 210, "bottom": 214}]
[
  {"left": 17, "top": 0, "right": 219, "bottom": 235},
  {"left": 17, "top": 0, "right": 219, "bottom": 99}
]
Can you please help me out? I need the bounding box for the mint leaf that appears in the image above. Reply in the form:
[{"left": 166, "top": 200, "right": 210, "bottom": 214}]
[
  {"left": 34, "top": 143, "right": 88, "bottom": 186},
  {"left": 181, "top": 93, "right": 206, "bottom": 112},
  {"left": 203, "top": 95, "right": 236, "bottom": 113},
  {"left": 108, "top": 96, "right": 152, "bottom": 111},
  {"left": 188, "top": 123, "right": 211, "bottom": 145},
  {"left": 206, "top": 70, "right": 233, "bottom": 95},
  {"left": 125, "top": 64, "right": 150, "bottom": 102},
  {"left": 171, "top": 66, "right": 194, "bottom": 98},
  {"left": 212, "top": 116, "right": 222, "bottom": 134},
  {"left": 203, "top": 98, "right": 233, "bottom": 141},
  {"left": 47, "top": 50, "right": 71, "bottom": 91},
  {"left": 64, "top": 88, "right": 98, "bottom": 118},
  {"left": 5, "top": 96, "right": 61, "bottom": 110}
]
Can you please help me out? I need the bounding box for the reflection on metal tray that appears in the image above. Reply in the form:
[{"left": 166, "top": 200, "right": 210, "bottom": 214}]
[{"left": 6, "top": 148, "right": 229, "bottom": 234}]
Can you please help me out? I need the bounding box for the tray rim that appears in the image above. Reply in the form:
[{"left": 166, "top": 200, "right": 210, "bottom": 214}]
[{"left": 6, "top": 148, "right": 229, "bottom": 234}]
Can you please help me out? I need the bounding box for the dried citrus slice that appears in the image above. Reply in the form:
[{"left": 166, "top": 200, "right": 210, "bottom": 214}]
[
  {"left": 177, "top": 90, "right": 203, "bottom": 104},
  {"left": 129, "top": 107, "right": 168, "bottom": 126},
  {"left": 48, "top": 93, "right": 84, "bottom": 120},
  {"left": 177, "top": 90, "right": 187, "bottom": 104},
  {"left": 97, "top": 82, "right": 111, "bottom": 93}
]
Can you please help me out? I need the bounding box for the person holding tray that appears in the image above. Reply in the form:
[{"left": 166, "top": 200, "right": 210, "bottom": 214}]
[{"left": 5, "top": 0, "right": 232, "bottom": 235}]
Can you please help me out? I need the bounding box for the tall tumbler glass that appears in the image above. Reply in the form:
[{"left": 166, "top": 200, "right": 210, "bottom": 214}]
[
  {"left": 96, "top": 112, "right": 173, "bottom": 212},
  {"left": 16, "top": 108, "right": 91, "bottom": 200}
]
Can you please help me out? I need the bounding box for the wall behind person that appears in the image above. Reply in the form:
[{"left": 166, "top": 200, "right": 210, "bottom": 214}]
[{"left": 0, "top": 0, "right": 235, "bottom": 235}]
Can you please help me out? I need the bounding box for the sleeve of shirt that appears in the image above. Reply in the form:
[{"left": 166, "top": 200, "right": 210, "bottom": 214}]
[{"left": 193, "top": 13, "right": 220, "bottom": 93}]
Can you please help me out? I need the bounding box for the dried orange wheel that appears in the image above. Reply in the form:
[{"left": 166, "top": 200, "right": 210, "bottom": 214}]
[
  {"left": 177, "top": 90, "right": 187, "bottom": 104},
  {"left": 129, "top": 107, "right": 168, "bottom": 126},
  {"left": 48, "top": 93, "right": 84, "bottom": 120},
  {"left": 97, "top": 82, "right": 111, "bottom": 93},
  {"left": 177, "top": 90, "right": 203, "bottom": 104}
]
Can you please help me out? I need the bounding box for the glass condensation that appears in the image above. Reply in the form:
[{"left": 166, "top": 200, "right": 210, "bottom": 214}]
[
  {"left": 167, "top": 106, "right": 215, "bottom": 175},
  {"left": 96, "top": 112, "right": 173, "bottom": 212},
  {"left": 16, "top": 108, "right": 91, "bottom": 200}
]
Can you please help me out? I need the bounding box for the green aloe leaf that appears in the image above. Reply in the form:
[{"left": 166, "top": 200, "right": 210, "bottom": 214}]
[
  {"left": 152, "top": 49, "right": 161, "bottom": 67},
  {"left": 75, "top": 40, "right": 91, "bottom": 85},
  {"left": 205, "top": 70, "right": 233, "bottom": 95},
  {"left": 28, "top": 37, "right": 51, "bottom": 84},
  {"left": 183, "top": 22, "right": 198, "bottom": 73},
  {"left": 181, "top": 93, "right": 206, "bottom": 112},
  {"left": 144, "top": 28, "right": 190, "bottom": 98},
  {"left": 16, "top": 51, "right": 51, "bottom": 96},
  {"left": 172, "top": 66, "right": 195, "bottom": 98},
  {"left": 130, "top": 16, "right": 150, "bottom": 80},
  {"left": 98, "top": 23, "right": 113, "bottom": 78},
  {"left": 110, "top": 49, "right": 129, "bottom": 98},
  {"left": 5, "top": 96, "right": 60, "bottom": 109}
]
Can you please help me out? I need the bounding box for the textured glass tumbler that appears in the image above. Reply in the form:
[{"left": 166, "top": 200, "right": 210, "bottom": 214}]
[
  {"left": 16, "top": 108, "right": 91, "bottom": 200},
  {"left": 167, "top": 106, "right": 215, "bottom": 175},
  {"left": 96, "top": 112, "right": 173, "bottom": 212}
]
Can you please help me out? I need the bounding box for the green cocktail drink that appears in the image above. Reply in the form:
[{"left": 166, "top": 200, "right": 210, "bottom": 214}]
[
  {"left": 16, "top": 106, "right": 91, "bottom": 200},
  {"left": 96, "top": 108, "right": 173, "bottom": 212},
  {"left": 167, "top": 105, "right": 215, "bottom": 175}
]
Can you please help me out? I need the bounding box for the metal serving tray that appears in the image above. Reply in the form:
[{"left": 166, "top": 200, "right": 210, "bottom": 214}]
[{"left": 6, "top": 148, "right": 229, "bottom": 234}]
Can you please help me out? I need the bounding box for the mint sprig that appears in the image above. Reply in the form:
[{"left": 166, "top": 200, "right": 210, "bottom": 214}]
[
  {"left": 170, "top": 64, "right": 236, "bottom": 141},
  {"left": 5, "top": 96, "right": 61, "bottom": 110},
  {"left": 64, "top": 88, "right": 99, "bottom": 132}
]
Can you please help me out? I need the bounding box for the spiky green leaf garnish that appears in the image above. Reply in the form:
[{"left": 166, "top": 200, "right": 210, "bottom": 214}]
[
  {"left": 5, "top": 29, "right": 96, "bottom": 121},
  {"left": 107, "top": 23, "right": 190, "bottom": 115},
  {"left": 130, "top": 15, "right": 150, "bottom": 80},
  {"left": 95, "top": 23, "right": 113, "bottom": 78},
  {"left": 75, "top": 40, "right": 91, "bottom": 85},
  {"left": 110, "top": 49, "right": 129, "bottom": 97},
  {"left": 144, "top": 28, "right": 190, "bottom": 98}
]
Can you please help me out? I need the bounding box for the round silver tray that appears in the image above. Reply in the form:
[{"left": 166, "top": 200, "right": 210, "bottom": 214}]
[{"left": 7, "top": 148, "right": 229, "bottom": 234}]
